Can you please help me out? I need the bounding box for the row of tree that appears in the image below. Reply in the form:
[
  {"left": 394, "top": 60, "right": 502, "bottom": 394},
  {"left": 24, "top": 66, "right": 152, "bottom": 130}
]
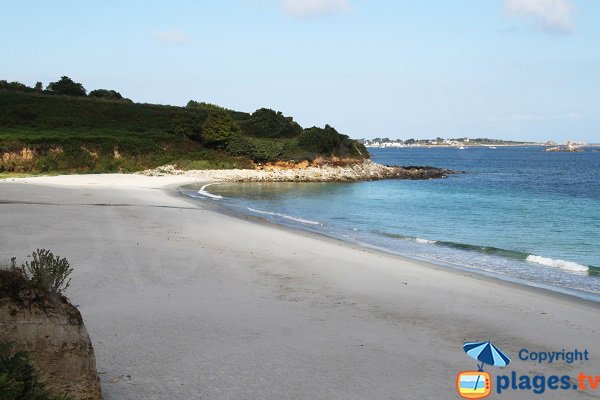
[{"left": 0, "top": 76, "right": 129, "bottom": 101}]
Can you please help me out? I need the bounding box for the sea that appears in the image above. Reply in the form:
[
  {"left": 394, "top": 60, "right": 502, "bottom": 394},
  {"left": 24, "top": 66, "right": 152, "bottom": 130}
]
[{"left": 183, "top": 146, "right": 600, "bottom": 301}]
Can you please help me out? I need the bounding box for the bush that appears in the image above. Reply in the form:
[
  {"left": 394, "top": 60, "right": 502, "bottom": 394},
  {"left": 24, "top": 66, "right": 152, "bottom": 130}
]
[
  {"left": 200, "top": 107, "right": 240, "bottom": 148},
  {"left": 46, "top": 77, "right": 86, "bottom": 97},
  {"left": 249, "top": 138, "right": 285, "bottom": 163},
  {"left": 0, "top": 80, "right": 35, "bottom": 94},
  {"left": 171, "top": 111, "right": 204, "bottom": 142},
  {"left": 21, "top": 249, "right": 72, "bottom": 295},
  {"left": 88, "top": 89, "right": 123, "bottom": 100},
  {"left": 0, "top": 342, "right": 68, "bottom": 400},
  {"left": 226, "top": 134, "right": 256, "bottom": 157},
  {"left": 298, "top": 125, "right": 340, "bottom": 155},
  {"left": 239, "top": 108, "right": 302, "bottom": 138}
]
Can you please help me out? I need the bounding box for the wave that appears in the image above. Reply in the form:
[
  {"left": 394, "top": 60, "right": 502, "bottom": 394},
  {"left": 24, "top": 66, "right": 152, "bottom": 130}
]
[
  {"left": 379, "top": 232, "right": 438, "bottom": 244},
  {"left": 526, "top": 255, "right": 589, "bottom": 273},
  {"left": 247, "top": 207, "right": 322, "bottom": 226},
  {"left": 434, "top": 241, "right": 528, "bottom": 260},
  {"left": 197, "top": 183, "right": 223, "bottom": 200},
  {"left": 415, "top": 238, "right": 437, "bottom": 244},
  {"left": 379, "top": 230, "right": 595, "bottom": 274}
]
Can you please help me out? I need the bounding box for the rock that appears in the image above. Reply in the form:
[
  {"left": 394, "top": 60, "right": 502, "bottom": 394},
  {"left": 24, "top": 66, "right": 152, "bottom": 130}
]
[
  {"left": 545, "top": 146, "right": 583, "bottom": 152},
  {"left": 0, "top": 274, "right": 102, "bottom": 400}
]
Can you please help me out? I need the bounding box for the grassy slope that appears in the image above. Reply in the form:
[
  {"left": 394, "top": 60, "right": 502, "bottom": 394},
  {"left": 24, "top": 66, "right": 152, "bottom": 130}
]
[
  {"left": 0, "top": 92, "right": 250, "bottom": 172},
  {"left": 0, "top": 91, "right": 367, "bottom": 173}
]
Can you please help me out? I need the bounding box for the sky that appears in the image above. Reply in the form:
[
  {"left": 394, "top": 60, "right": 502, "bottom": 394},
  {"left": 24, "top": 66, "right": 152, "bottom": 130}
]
[{"left": 2, "top": 0, "right": 599, "bottom": 142}]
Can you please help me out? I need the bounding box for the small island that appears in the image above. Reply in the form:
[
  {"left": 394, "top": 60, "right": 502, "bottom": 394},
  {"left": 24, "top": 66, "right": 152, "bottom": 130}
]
[{"left": 544, "top": 141, "right": 585, "bottom": 152}]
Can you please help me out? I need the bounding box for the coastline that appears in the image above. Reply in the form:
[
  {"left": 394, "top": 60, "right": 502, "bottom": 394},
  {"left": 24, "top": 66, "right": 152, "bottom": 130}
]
[
  {"left": 1, "top": 174, "right": 599, "bottom": 399},
  {"left": 180, "top": 184, "right": 600, "bottom": 304}
]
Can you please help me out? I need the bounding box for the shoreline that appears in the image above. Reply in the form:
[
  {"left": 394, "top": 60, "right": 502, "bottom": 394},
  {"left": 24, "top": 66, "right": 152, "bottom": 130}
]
[
  {"left": 177, "top": 184, "right": 600, "bottom": 305},
  {"left": 4, "top": 172, "right": 598, "bottom": 304},
  {"left": 2, "top": 174, "right": 599, "bottom": 399}
]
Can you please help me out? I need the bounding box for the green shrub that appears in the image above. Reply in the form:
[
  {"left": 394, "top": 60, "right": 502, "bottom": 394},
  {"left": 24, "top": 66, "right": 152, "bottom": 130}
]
[
  {"left": 45, "top": 77, "right": 86, "bottom": 97},
  {"left": 239, "top": 108, "right": 302, "bottom": 138},
  {"left": 298, "top": 125, "right": 340, "bottom": 155},
  {"left": 248, "top": 138, "right": 285, "bottom": 163},
  {"left": 88, "top": 89, "right": 123, "bottom": 100},
  {"left": 0, "top": 342, "right": 69, "bottom": 400},
  {"left": 279, "top": 140, "right": 316, "bottom": 161},
  {"left": 185, "top": 102, "right": 242, "bottom": 147},
  {"left": 21, "top": 250, "right": 72, "bottom": 296},
  {"left": 226, "top": 134, "right": 256, "bottom": 157},
  {"left": 0, "top": 80, "right": 36, "bottom": 94},
  {"left": 170, "top": 111, "right": 204, "bottom": 142}
]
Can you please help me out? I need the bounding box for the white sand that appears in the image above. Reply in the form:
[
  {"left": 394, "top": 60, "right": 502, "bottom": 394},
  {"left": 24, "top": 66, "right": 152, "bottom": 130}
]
[{"left": 1, "top": 174, "right": 599, "bottom": 400}]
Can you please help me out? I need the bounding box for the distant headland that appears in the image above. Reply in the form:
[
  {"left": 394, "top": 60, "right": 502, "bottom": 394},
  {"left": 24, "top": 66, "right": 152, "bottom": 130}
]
[
  {"left": 360, "top": 137, "right": 593, "bottom": 150},
  {"left": 360, "top": 137, "right": 537, "bottom": 148}
]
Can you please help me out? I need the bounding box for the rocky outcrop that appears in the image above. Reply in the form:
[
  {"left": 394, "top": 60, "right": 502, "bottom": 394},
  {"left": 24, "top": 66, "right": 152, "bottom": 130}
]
[
  {"left": 0, "top": 272, "right": 102, "bottom": 400},
  {"left": 140, "top": 160, "right": 457, "bottom": 182},
  {"left": 545, "top": 146, "right": 583, "bottom": 152}
]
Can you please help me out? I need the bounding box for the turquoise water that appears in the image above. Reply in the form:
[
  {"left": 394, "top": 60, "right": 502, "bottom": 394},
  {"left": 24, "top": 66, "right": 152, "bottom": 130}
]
[{"left": 184, "top": 146, "right": 600, "bottom": 300}]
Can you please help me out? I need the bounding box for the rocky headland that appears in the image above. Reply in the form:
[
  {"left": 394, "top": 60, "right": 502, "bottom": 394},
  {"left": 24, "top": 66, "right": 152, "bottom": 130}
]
[{"left": 140, "top": 160, "right": 456, "bottom": 182}]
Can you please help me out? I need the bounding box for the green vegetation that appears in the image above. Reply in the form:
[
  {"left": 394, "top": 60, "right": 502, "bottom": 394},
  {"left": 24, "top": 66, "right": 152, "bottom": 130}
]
[
  {"left": 1, "top": 253, "right": 73, "bottom": 400},
  {"left": 45, "top": 77, "right": 86, "bottom": 97},
  {"left": 0, "top": 342, "right": 69, "bottom": 400},
  {"left": 1, "top": 249, "right": 73, "bottom": 298},
  {"left": 21, "top": 250, "right": 73, "bottom": 296},
  {"left": 0, "top": 77, "right": 367, "bottom": 173},
  {"left": 239, "top": 108, "right": 303, "bottom": 138},
  {"left": 88, "top": 89, "right": 119, "bottom": 100}
]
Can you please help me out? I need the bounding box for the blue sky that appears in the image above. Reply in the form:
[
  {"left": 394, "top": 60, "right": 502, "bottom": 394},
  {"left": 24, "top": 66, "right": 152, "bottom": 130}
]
[{"left": 2, "top": 0, "right": 599, "bottom": 142}]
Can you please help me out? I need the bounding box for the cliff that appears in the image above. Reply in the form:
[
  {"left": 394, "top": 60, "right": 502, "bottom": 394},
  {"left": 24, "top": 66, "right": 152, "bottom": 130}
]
[{"left": 0, "top": 269, "right": 102, "bottom": 400}]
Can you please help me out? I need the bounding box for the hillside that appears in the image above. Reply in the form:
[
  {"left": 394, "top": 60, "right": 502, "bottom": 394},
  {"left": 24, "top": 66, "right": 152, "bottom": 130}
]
[{"left": 0, "top": 79, "right": 367, "bottom": 173}]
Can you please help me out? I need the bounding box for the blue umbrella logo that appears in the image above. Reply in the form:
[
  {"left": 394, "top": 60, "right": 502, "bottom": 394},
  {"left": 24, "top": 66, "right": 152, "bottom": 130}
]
[
  {"left": 459, "top": 341, "right": 510, "bottom": 398},
  {"left": 463, "top": 341, "right": 511, "bottom": 371}
]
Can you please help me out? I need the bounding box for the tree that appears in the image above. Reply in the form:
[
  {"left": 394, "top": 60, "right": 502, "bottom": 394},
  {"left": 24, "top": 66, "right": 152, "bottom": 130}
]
[
  {"left": 46, "top": 76, "right": 86, "bottom": 96},
  {"left": 34, "top": 81, "right": 43, "bottom": 92},
  {"left": 239, "top": 108, "right": 302, "bottom": 138},
  {"left": 201, "top": 107, "right": 240, "bottom": 148}
]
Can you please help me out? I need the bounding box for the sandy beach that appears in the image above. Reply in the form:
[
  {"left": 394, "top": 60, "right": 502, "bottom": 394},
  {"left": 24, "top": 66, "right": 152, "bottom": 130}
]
[{"left": 1, "top": 174, "right": 598, "bottom": 400}]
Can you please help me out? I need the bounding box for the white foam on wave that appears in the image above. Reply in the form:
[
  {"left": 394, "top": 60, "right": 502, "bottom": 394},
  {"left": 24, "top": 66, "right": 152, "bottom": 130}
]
[
  {"left": 247, "top": 207, "right": 322, "bottom": 226},
  {"left": 526, "top": 255, "right": 589, "bottom": 273},
  {"left": 197, "top": 183, "right": 223, "bottom": 200},
  {"left": 415, "top": 238, "right": 437, "bottom": 244}
]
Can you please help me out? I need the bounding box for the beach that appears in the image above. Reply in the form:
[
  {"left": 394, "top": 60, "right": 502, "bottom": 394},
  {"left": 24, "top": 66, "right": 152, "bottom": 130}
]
[{"left": 1, "top": 174, "right": 599, "bottom": 400}]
